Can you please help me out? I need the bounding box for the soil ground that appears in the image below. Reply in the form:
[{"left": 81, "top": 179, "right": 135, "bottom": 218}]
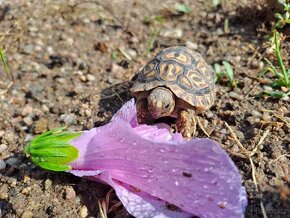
[{"left": 0, "top": 0, "right": 289, "bottom": 218}]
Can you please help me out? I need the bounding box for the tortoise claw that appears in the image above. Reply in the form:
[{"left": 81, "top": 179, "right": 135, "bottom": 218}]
[{"left": 176, "top": 110, "right": 196, "bottom": 139}]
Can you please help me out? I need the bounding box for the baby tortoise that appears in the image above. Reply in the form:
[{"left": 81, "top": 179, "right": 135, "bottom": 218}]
[{"left": 130, "top": 46, "right": 215, "bottom": 138}]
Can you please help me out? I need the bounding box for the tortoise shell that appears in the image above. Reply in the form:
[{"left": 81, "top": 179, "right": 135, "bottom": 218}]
[{"left": 130, "top": 46, "right": 216, "bottom": 111}]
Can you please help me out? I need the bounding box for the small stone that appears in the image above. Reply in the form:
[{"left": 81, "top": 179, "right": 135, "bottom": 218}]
[
  {"left": 127, "top": 48, "right": 137, "bottom": 58},
  {"left": 45, "top": 179, "right": 52, "bottom": 190},
  {"left": 47, "top": 46, "right": 54, "bottom": 55},
  {"left": 21, "top": 187, "right": 31, "bottom": 195},
  {"left": 21, "top": 211, "right": 33, "bottom": 218},
  {"left": 262, "top": 113, "right": 272, "bottom": 122},
  {"left": 66, "top": 38, "right": 74, "bottom": 45},
  {"left": 6, "top": 157, "right": 18, "bottom": 166},
  {"left": 251, "top": 110, "right": 262, "bottom": 118},
  {"left": 24, "top": 134, "right": 34, "bottom": 142},
  {"left": 65, "top": 187, "right": 76, "bottom": 201},
  {"left": 232, "top": 144, "right": 240, "bottom": 153},
  {"left": 85, "top": 109, "right": 91, "bottom": 117},
  {"left": 185, "top": 41, "right": 198, "bottom": 50},
  {"left": 8, "top": 178, "right": 17, "bottom": 187},
  {"left": 220, "top": 129, "right": 227, "bottom": 134},
  {"left": 56, "top": 78, "right": 66, "bottom": 84},
  {"left": 23, "top": 116, "right": 33, "bottom": 126},
  {"left": 0, "top": 160, "right": 6, "bottom": 170},
  {"left": 80, "top": 75, "right": 87, "bottom": 82},
  {"left": 0, "top": 184, "right": 9, "bottom": 199},
  {"left": 82, "top": 17, "right": 90, "bottom": 23},
  {"left": 160, "top": 28, "right": 183, "bottom": 38},
  {"left": 22, "top": 105, "right": 33, "bottom": 116},
  {"left": 235, "top": 130, "right": 244, "bottom": 140},
  {"left": 0, "top": 144, "right": 7, "bottom": 153},
  {"left": 34, "top": 45, "right": 42, "bottom": 52},
  {"left": 86, "top": 74, "right": 96, "bottom": 81},
  {"left": 28, "top": 26, "right": 38, "bottom": 32},
  {"left": 80, "top": 205, "right": 88, "bottom": 218},
  {"left": 229, "top": 91, "right": 241, "bottom": 100},
  {"left": 42, "top": 104, "right": 49, "bottom": 112},
  {"left": 23, "top": 44, "right": 34, "bottom": 54},
  {"left": 62, "top": 114, "right": 77, "bottom": 125},
  {"left": 205, "top": 111, "right": 214, "bottom": 119}
]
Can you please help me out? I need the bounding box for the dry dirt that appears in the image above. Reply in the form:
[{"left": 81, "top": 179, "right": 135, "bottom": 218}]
[{"left": 0, "top": 0, "right": 289, "bottom": 218}]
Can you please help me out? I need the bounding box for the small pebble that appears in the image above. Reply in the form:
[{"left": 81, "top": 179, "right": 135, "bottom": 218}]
[
  {"left": 185, "top": 41, "right": 198, "bottom": 50},
  {"left": 0, "top": 144, "right": 7, "bottom": 153},
  {"left": 65, "top": 187, "right": 76, "bottom": 201},
  {"left": 205, "top": 111, "right": 214, "bottom": 119},
  {"left": 80, "top": 205, "right": 88, "bottom": 218},
  {"left": 251, "top": 110, "right": 262, "bottom": 118},
  {"left": 21, "top": 105, "right": 33, "bottom": 116},
  {"left": 46, "top": 46, "right": 54, "bottom": 55},
  {"left": 262, "top": 113, "right": 272, "bottom": 122},
  {"left": 62, "top": 114, "right": 77, "bottom": 125},
  {"left": 28, "top": 26, "right": 38, "bottom": 32},
  {"left": 0, "top": 184, "right": 9, "bottom": 199},
  {"left": 127, "top": 48, "right": 137, "bottom": 58},
  {"left": 235, "top": 130, "right": 244, "bottom": 140},
  {"left": 23, "top": 116, "right": 33, "bottom": 126},
  {"left": 42, "top": 104, "right": 49, "bottom": 112},
  {"left": 45, "top": 179, "right": 52, "bottom": 190},
  {"left": 80, "top": 75, "right": 87, "bottom": 82},
  {"left": 229, "top": 91, "right": 241, "bottom": 100},
  {"left": 85, "top": 109, "right": 91, "bottom": 117},
  {"left": 21, "top": 187, "right": 31, "bottom": 195},
  {"left": 160, "top": 28, "right": 183, "bottom": 38},
  {"left": 86, "top": 74, "right": 96, "bottom": 81},
  {"left": 23, "top": 44, "right": 34, "bottom": 54},
  {"left": 8, "top": 178, "right": 17, "bottom": 187},
  {"left": 220, "top": 129, "right": 227, "bottom": 134},
  {"left": 0, "top": 160, "right": 6, "bottom": 170},
  {"left": 6, "top": 157, "right": 18, "bottom": 166}
]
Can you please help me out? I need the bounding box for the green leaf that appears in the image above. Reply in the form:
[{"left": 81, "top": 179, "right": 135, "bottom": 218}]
[
  {"left": 175, "top": 3, "right": 192, "bottom": 14},
  {"left": 0, "top": 47, "right": 10, "bottom": 75},
  {"left": 25, "top": 127, "right": 82, "bottom": 172},
  {"left": 275, "top": 13, "right": 284, "bottom": 20},
  {"left": 262, "top": 90, "right": 290, "bottom": 99}
]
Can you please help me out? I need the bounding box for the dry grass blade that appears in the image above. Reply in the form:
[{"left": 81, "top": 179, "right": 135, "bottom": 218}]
[
  {"left": 269, "top": 154, "right": 290, "bottom": 164},
  {"left": 224, "top": 122, "right": 270, "bottom": 218}
]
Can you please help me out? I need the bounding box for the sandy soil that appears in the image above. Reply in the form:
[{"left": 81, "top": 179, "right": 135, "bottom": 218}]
[{"left": 0, "top": 0, "right": 289, "bottom": 217}]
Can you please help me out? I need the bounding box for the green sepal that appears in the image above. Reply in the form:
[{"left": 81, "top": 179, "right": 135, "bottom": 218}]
[{"left": 25, "top": 127, "right": 82, "bottom": 172}]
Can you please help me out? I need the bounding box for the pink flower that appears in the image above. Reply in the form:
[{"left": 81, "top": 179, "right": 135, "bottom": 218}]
[{"left": 68, "top": 99, "right": 247, "bottom": 218}]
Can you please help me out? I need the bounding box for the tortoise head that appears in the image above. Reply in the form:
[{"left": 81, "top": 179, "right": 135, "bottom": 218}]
[{"left": 147, "top": 87, "right": 175, "bottom": 119}]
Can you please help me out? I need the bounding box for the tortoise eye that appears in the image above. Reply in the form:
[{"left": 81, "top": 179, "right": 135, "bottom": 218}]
[{"left": 164, "top": 104, "right": 170, "bottom": 109}]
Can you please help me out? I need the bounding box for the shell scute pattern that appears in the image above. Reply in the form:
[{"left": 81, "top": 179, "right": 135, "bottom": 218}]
[{"left": 131, "top": 46, "right": 215, "bottom": 109}]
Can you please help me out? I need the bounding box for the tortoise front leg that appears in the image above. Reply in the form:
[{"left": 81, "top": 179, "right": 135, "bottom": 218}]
[
  {"left": 176, "top": 109, "right": 196, "bottom": 139},
  {"left": 136, "top": 99, "right": 150, "bottom": 124}
]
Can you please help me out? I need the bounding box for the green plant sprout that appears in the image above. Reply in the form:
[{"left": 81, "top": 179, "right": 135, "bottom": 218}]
[
  {"left": 0, "top": 47, "right": 10, "bottom": 76},
  {"left": 25, "top": 127, "right": 81, "bottom": 171},
  {"left": 146, "top": 28, "right": 159, "bottom": 55},
  {"left": 261, "top": 31, "right": 290, "bottom": 98},
  {"left": 274, "top": 2, "right": 290, "bottom": 29},
  {"left": 143, "top": 15, "right": 165, "bottom": 25},
  {"left": 214, "top": 61, "right": 236, "bottom": 87},
  {"left": 175, "top": 3, "right": 192, "bottom": 14}
]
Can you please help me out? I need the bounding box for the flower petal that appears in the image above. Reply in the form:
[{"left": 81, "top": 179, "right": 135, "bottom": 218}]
[
  {"left": 70, "top": 119, "right": 247, "bottom": 217},
  {"left": 96, "top": 172, "right": 193, "bottom": 218}
]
